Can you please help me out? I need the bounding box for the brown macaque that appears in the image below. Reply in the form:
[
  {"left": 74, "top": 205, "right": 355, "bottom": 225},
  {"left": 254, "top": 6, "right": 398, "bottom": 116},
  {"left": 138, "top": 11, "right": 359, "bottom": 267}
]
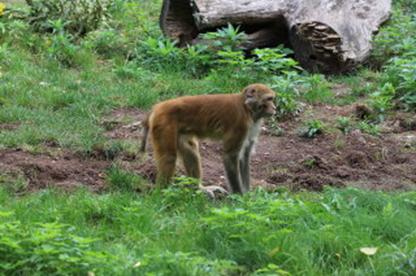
[{"left": 141, "top": 83, "right": 276, "bottom": 195}]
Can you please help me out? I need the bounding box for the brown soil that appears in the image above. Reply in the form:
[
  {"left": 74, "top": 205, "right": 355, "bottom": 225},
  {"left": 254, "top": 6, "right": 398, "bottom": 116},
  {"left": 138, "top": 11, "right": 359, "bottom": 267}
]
[{"left": 1, "top": 106, "right": 415, "bottom": 192}]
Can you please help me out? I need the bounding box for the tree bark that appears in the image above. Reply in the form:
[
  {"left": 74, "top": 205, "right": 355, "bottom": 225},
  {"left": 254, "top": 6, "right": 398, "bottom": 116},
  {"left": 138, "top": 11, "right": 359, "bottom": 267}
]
[{"left": 160, "top": 0, "right": 391, "bottom": 74}]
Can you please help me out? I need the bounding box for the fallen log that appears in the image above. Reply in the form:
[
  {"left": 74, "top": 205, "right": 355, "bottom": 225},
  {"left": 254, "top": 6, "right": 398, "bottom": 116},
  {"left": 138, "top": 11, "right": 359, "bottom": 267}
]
[{"left": 160, "top": 0, "right": 391, "bottom": 74}]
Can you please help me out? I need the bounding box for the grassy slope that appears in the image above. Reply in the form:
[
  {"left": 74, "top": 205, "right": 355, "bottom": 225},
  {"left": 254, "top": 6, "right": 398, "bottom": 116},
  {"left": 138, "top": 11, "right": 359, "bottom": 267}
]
[
  {"left": 0, "top": 0, "right": 416, "bottom": 275},
  {"left": 2, "top": 187, "right": 416, "bottom": 275}
]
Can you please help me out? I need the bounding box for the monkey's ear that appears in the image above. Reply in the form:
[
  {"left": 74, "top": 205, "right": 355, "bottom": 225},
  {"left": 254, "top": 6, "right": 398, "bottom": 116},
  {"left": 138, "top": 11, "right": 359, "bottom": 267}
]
[
  {"left": 244, "top": 87, "right": 255, "bottom": 98},
  {"left": 244, "top": 88, "right": 257, "bottom": 105}
]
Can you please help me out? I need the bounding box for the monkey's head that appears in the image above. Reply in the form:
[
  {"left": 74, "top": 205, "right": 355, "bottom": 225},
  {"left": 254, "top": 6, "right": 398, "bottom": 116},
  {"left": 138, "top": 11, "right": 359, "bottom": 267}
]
[{"left": 243, "top": 83, "right": 276, "bottom": 120}]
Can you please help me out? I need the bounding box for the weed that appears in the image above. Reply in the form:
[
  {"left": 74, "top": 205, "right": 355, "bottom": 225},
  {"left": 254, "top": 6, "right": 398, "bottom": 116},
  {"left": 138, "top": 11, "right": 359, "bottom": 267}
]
[
  {"left": 24, "top": 0, "right": 112, "bottom": 37},
  {"left": 271, "top": 73, "right": 303, "bottom": 119},
  {"left": 298, "top": 119, "right": 325, "bottom": 138},
  {"left": 357, "top": 121, "right": 380, "bottom": 136},
  {"left": 202, "top": 23, "right": 248, "bottom": 51},
  {"left": 253, "top": 46, "right": 300, "bottom": 74},
  {"left": 267, "top": 117, "right": 285, "bottom": 136},
  {"left": 0, "top": 172, "right": 28, "bottom": 194},
  {"left": 105, "top": 165, "right": 147, "bottom": 192},
  {"left": 0, "top": 212, "right": 115, "bottom": 275},
  {"left": 368, "top": 82, "right": 395, "bottom": 122},
  {"left": 336, "top": 116, "right": 353, "bottom": 134},
  {"left": 302, "top": 74, "right": 334, "bottom": 104}
]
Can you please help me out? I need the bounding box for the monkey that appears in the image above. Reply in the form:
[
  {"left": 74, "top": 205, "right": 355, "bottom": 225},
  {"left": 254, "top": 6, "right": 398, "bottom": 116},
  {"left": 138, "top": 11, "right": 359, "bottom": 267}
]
[{"left": 141, "top": 83, "right": 276, "bottom": 195}]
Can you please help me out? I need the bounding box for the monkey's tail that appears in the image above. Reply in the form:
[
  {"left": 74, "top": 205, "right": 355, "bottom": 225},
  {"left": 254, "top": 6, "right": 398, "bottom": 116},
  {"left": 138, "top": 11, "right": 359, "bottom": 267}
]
[{"left": 140, "top": 112, "right": 151, "bottom": 153}]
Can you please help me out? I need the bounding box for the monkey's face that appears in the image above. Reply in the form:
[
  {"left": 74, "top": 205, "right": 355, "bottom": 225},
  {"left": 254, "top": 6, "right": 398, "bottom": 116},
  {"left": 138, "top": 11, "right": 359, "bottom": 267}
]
[{"left": 243, "top": 84, "right": 276, "bottom": 119}]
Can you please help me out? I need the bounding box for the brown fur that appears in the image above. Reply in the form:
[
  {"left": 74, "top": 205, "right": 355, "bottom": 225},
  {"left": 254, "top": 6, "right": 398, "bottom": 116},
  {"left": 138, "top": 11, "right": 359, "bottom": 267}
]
[{"left": 141, "top": 83, "right": 276, "bottom": 193}]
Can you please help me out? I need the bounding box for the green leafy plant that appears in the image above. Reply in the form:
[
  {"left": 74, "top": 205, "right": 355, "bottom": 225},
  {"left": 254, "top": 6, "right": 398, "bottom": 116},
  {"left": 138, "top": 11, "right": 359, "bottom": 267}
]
[
  {"left": 336, "top": 116, "right": 353, "bottom": 134},
  {"left": 136, "top": 251, "right": 239, "bottom": 275},
  {"left": 84, "top": 27, "right": 129, "bottom": 58},
  {"left": 368, "top": 82, "right": 395, "bottom": 121},
  {"left": 161, "top": 176, "right": 205, "bottom": 208},
  {"left": 137, "top": 36, "right": 184, "bottom": 72},
  {"left": 0, "top": 172, "right": 28, "bottom": 194},
  {"left": 298, "top": 119, "right": 325, "bottom": 138},
  {"left": 382, "top": 58, "right": 416, "bottom": 111},
  {"left": 271, "top": 73, "right": 302, "bottom": 119},
  {"left": 302, "top": 74, "right": 333, "bottom": 104},
  {"left": 46, "top": 19, "right": 80, "bottom": 66},
  {"left": 0, "top": 214, "right": 114, "bottom": 274},
  {"left": 25, "top": 0, "right": 112, "bottom": 37},
  {"left": 202, "top": 23, "right": 248, "bottom": 51},
  {"left": 267, "top": 117, "right": 285, "bottom": 136},
  {"left": 105, "top": 165, "right": 148, "bottom": 192},
  {"left": 357, "top": 121, "right": 380, "bottom": 136},
  {"left": 253, "top": 47, "right": 300, "bottom": 74}
]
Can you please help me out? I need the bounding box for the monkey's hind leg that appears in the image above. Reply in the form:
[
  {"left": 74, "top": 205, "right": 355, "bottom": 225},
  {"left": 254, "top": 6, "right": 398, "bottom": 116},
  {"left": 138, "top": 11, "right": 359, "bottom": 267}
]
[
  {"left": 152, "top": 126, "right": 178, "bottom": 188},
  {"left": 178, "top": 135, "right": 202, "bottom": 179},
  {"left": 178, "top": 135, "right": 228, "bottom": 199}
]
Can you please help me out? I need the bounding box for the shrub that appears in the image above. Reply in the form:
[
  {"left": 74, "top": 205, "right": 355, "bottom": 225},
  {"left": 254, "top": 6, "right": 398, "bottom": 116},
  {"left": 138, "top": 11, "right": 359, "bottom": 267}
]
[
  {"left": 367, "top": 82, "right": 395, "bottom": 121},
  {"left": 302, "top": 74, "right": 333, "bottom": 104},
  {"left": 382, "top": 58, "right": 416, "bottom": 111},
  {"left": 357, "top": 121, "right": 380, "bottom": 136},
  {"left": 136, "top": 251, "right": 238, "bottom": 275},
  {"left": 0, "top": 213, "right": 114, "bottom": 274},
  {"left": 25, "top": 0, "right": 112, "bottom": 37},
  {"left": 298, "top": 119, "right": 325, "bottom": 138},
  {"left": 336, "top": 116, "right": 353, "bottom": 134},
  {"left": 271, "top": 73, "right": 303, "bottom": 119},
  {"left": 202, "top": 23, "right": 248, "bottom": 51}
]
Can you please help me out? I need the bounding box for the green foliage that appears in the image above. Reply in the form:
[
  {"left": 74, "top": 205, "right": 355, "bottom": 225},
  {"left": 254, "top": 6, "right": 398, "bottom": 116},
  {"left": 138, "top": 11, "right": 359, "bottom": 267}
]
[
  {"left": 382, "top": 58, "right": 416, "bottom": 111},
  {"left": 46, "top": 19, "right": 83, "bottom": 67},
  {"left": 2, "top": 2, "right": 416, "bottom": 274},
  {"left": 367, "top": 82, "right": 395, "bottom": 122},
  {"left": 253, "top": 47, "right": 298, "bottom": 73},
  {"left": 298, "top": 119, "right": 325, "bottom": 138},
  {"left": 371, "top": 6, "right": 416, "bottom": 112},
  {"left": 202, "top": 23, "right": 248, "bottom": 51},
  {"left": 271, "top": 73, "right": 302, "bottom": 119},
  {"left": 84, "top": 27, "right": 129, "bottom": 59},
  {"left": 0, "top": 173, "right": 28, "bottom": 194},
  {"left": 24, "top": 0, "right": 112, "bottom": 37},
  {"left": 0, "top": 212, "right": 113, "bottom": 274},
  {"left": 161, "top": 176, "right": 206, "bottom": 210},
  {"left": 136, "top": 251, "right": 239, "bottom": 275},
  {"left": 1, "top": 187, "right": 416, "bottom": 275},
  {"left": 357, "top": 121, "right": 380, "bottom": 136},
  {"left": 106, "top": 165, "right": 147, "bottom": 192},
  {"left": 372, "top": 9, "right": 416, "bottom": 66},
  {"left": 302, "top": 74, "right": 333, "bottom": 104},
  {"left": 336, "top": 116, "right": 353, "bottom": 134},
  {"left": 136, "top": 24, "right": 299, "bottom": 79}
]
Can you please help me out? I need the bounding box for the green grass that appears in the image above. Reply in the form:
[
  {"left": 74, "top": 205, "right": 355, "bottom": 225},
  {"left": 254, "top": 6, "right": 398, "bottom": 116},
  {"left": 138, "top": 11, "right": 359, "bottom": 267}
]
[{"left": 1, "top": 187, "right": 416, "bottom": 275}]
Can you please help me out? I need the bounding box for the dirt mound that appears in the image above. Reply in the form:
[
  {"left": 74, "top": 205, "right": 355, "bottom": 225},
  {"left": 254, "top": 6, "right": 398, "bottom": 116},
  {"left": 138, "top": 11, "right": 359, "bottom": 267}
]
[
  {"left": 1, "top": 106, "right": 415, "bottom": 193},
  {"left": 0, "top": 149, "right": 108, "bottom": 191}
]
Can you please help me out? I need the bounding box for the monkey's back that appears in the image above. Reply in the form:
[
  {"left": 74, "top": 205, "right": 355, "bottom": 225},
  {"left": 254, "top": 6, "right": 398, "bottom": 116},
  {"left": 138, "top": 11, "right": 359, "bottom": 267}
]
[{"left": 150, "top": 94, "right": 251, "bottom": 139}]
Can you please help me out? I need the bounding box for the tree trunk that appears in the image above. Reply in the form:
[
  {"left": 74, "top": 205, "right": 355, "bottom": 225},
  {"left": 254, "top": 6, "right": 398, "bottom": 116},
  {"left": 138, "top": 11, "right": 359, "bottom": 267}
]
[{"left": 160, "top": 0, "right": 391, "bottom": 74}]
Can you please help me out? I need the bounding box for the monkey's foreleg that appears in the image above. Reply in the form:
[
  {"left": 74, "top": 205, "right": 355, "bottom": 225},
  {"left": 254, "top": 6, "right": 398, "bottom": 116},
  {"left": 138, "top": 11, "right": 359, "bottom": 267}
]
[
  {"left": 239, "top": 141, "right": 254, "bottom": 193},
  {"left": 223, "top": 153, "right": 244, "bottom": 194}
]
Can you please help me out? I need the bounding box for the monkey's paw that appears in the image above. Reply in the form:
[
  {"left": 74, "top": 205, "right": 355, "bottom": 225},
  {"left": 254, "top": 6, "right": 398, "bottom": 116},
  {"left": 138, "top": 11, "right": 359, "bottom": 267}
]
[{"left": 200, "top": 185, "right": 229, "bottom": 200}]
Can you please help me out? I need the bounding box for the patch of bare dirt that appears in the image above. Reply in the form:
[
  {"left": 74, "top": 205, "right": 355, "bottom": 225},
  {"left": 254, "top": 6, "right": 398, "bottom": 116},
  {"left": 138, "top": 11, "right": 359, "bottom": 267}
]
[
  {"left": 0, "top": 149, "right": 108, "bottom": 191},
  {"left": 1, "top": 106, "right": 415, "bottom": 193}
]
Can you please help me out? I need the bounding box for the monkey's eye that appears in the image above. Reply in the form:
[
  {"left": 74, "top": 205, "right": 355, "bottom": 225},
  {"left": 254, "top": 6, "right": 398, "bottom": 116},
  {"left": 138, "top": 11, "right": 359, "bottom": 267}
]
[{"left": 266, "top": 97, "right": 274, "bottom": 101}]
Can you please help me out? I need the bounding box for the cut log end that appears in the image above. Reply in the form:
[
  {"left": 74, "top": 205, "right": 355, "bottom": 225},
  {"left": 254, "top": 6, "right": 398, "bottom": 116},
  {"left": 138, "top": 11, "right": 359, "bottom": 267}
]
[
  {"left": 159, "top": 0, "right": 198, "bottom": 47},
  {"left": 290, "top": 22, "right": 355, "bottom": 74}
]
